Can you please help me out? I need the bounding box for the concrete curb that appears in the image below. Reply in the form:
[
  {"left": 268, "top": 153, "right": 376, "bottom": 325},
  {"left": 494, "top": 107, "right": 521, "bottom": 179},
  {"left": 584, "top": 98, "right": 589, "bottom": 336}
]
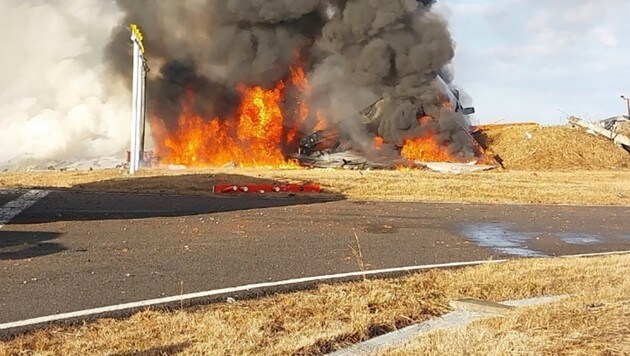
[{"left": 329, "top": 295, "right": 567, "bottom": 355}]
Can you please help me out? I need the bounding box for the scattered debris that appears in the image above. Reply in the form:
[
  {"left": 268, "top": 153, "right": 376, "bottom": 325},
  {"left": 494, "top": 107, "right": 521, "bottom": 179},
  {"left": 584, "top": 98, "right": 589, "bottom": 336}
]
[
  {"left": 295, "top": 96, "right": 498, "bottom": 171},
  {"left": 213, "top": 183, "right": 321, "bottom": 194},
  {"left": 421, "top": 162, "right": 497, "bottom": 174},
  {"left": 600, "top": 115, "right": 630, "bottom": 136},
  {"left": 0, "top": 155, "right": 126, "bottom": 173},
  {"left": 569, "top": 116, "right": 630, "bottom": 152},
  {"left": 293, "top": 151, "right": 410, "bottom": 170}
]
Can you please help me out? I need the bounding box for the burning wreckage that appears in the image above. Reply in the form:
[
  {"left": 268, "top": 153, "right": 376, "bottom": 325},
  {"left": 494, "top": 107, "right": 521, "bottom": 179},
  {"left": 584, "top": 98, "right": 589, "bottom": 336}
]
[
  {"left": 147, "top": 72, "right": 498, "bottom": 171},
  {"left": 296, "top": 76, "right": 496, "bottom": 170},
  {"left": 107, "top": 1, "right": 498, "bottom": 171}
]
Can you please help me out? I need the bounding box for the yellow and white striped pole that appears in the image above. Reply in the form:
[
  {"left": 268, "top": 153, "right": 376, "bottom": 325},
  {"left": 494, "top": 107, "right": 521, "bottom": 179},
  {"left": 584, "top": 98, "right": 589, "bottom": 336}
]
[{"left": 129, "top": 23, "right": 146, "bottom": 175}]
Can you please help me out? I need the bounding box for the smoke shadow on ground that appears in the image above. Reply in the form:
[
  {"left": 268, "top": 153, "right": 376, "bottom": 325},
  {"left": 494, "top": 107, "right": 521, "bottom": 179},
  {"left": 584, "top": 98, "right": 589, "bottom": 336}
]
[
  {"left": 0, "top": 231, "right": 66, "bottom": 260},
  {"left": 7, "top": 173, "right": 345, "bottom": 225}
]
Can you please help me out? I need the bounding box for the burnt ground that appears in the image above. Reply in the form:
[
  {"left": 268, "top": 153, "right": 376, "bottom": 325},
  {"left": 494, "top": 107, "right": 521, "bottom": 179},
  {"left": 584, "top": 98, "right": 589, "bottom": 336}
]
[{"left": 0, "top": 190, "right": 629, "bottom": 324}]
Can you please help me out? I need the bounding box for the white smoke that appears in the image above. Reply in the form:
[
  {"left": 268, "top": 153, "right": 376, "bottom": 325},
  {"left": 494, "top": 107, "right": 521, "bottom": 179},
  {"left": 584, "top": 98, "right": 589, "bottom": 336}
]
[{"left": 0, "top": 0, "right": 127, "bottom": 164}]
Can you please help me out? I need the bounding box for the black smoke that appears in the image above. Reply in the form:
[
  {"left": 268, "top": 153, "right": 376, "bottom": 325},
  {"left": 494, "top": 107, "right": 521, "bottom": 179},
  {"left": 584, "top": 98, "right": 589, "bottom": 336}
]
[{"left": 106, "top": 0, "right": 475, "bottom": 160}]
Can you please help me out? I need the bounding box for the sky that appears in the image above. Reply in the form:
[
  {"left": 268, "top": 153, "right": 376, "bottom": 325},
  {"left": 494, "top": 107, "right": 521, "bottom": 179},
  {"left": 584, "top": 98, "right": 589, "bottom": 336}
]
[{"left": 437, "top": 0, "right": 630, "bottom": 124}]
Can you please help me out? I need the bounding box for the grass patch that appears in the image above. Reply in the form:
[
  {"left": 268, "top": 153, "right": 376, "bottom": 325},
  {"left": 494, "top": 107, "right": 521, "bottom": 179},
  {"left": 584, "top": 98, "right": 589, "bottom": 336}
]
[
  {"left": 386, "top": 273, "right": 630, "bottom": 355},
  {"left": 1, "top": 254, "right": 628, "bottom": 355},
  {"left": 1, "top": 168, "right": 630, "bottom": 206}
]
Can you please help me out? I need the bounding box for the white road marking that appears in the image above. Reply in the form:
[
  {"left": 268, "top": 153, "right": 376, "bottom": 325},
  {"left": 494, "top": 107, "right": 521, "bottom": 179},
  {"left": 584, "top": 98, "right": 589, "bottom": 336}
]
[
  {"left": 0, "top": 259, "right": 507, "bottom": 331},
  {"left": 0, "top": 190, "right": 50, "bottom": 229}
]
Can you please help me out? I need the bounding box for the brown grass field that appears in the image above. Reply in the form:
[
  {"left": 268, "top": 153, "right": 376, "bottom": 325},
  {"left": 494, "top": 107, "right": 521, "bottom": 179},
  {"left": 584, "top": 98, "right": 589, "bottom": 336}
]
[
  {"left": 387, "top": 286, "right": 630, "bottom": 356},
  {"left": 1, "top": 254, "right": 628, "bottom": 355}
]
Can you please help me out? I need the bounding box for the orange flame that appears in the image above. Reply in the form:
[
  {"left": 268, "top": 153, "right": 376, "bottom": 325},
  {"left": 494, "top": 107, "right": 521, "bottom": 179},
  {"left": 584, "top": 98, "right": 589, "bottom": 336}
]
[
  {"left": 400, "top": 115, "right": 459, "bottom": 163},
  {"left": 314, "top": 110, "right": 329, "bottom": 131},
  {"left": 154, "top": 66, "right": 312, "bottom": 168},
  {"left": 285, "top": 66, "right": 310, "bottom": 144},
  {"left": 400, "top": 136, "right": 457, "bottom": 163},
  {"left": 374, "top": 136, "right": 384, "bottom": 149}
]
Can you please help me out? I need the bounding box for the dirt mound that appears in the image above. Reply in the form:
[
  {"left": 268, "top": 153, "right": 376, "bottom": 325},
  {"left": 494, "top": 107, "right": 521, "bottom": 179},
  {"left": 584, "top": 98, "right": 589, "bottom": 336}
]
[{"left": 478, "top": 124, "right": 630, "bottom": 171}]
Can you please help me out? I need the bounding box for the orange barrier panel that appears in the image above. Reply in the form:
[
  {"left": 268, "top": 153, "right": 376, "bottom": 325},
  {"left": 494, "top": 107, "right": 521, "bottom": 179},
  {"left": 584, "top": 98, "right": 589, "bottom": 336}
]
[{"left": 213, "top": 184, "right": 321, "bottom": 194}]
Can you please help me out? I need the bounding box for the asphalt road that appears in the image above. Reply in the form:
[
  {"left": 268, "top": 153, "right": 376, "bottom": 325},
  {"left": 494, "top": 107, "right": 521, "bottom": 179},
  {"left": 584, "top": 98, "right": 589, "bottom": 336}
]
[{"left": 1, "top": 189, "right": 629, "bottom": 324}]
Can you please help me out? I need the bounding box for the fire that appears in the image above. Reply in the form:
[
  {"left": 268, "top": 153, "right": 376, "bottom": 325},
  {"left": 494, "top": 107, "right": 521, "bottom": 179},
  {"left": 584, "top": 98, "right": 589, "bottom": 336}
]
[
  {"left": 153, "top": 71, "right": 488, "bottom": 169},
  {"left": 400, "top": 115, "right": 459, "bottom": 163},
  {"left": 236, "top": 83, "right": 290, "bottom": 167},
  {"left": 374, "top": 136, "right": 384, "bottom": 149},
  {"left": 285, "top": 66, "right": 310, "bottom": 144},
  {"left": 154, "top": 66, "right": 311, "bottom": 168},
  {"left": 314, "top": 110, "right": 328, "bottom": 131},
  {"left": 400, "top": 135, "right": 457, "bottom": 163}
]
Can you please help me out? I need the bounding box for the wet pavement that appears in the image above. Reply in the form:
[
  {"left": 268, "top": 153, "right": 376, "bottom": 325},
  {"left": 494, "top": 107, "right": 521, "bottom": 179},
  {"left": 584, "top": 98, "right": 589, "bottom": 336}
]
[{"left": 0, "top": 190, "right": 23, "bottom": 208}]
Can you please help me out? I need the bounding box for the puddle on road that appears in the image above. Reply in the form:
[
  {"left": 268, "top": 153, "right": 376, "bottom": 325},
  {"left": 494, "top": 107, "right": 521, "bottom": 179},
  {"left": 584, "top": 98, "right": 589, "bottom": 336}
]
[
  {"left": 462, "top": 224, "right": 545, "bottom": 257},
  {"left": 461, "top": 223, "right": 606, "bottom": 257},
  {"left": 555, "top": 233, "right": 602, "bottom": 245}
]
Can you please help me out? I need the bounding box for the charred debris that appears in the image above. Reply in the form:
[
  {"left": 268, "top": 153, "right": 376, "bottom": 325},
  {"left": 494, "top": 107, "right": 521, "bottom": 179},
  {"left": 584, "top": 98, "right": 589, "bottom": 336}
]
[{"left": 295, "top": 76, "right": 498, "bottom": 170}]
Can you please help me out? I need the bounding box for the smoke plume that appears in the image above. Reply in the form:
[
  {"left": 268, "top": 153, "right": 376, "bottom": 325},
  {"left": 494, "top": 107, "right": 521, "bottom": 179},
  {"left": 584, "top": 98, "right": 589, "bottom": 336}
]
[
  {"left": 1, "top": 0, "right": 472, "bottom": 166},
  {"left": 104, "top": 0, "right": 473, "bottom": 159},
  {"left": 0, "top": 0, "right": 128, "bottom": 164}
]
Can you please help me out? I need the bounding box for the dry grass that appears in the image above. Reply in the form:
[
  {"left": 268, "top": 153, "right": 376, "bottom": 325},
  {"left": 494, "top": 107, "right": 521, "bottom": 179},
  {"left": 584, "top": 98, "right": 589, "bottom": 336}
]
[
  {"left": 387, "top": 274, "right": 630, "bottom": 355},
  {"left": 1, "top": 168, "right": 630, "bottom": 206},
  {"left": 1, "top": 254, "right": 628, "bottom": 355},
  {"left": 479, "top": 125, "right": 630, "bottom": 171}
]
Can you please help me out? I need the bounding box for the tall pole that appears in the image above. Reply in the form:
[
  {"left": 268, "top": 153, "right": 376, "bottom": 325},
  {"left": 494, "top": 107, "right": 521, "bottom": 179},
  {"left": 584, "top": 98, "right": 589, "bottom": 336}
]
[
  {"left": 129, "top": 24, "right": 146, "bottom": 175},
  {"left": 129, "top": 36, "right": 139, "bottom": 174},
  {"left": 134, "top": 53, "right": 145, "bottom": 171},
  {"left": 623, "top": 96, "right": 630, "bottom": 117},
  {"left": 140, "top": 60, "right": 148, "bottom": 160}
]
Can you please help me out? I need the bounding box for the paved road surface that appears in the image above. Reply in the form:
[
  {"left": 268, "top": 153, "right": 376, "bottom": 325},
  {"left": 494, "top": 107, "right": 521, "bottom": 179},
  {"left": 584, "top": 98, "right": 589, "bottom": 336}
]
[{"left": 1, "top": 190, "right": 629, "bottom": 324}]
